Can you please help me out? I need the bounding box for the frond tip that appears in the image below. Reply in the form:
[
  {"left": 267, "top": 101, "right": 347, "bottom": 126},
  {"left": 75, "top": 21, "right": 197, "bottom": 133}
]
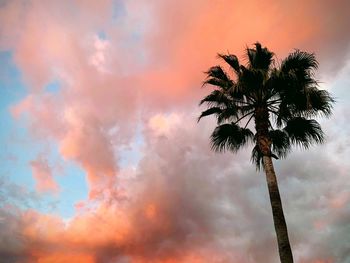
[
  {"left": 205, "top": 66, "right": 230, "bottom": 82},
  {"left": 210, "top": 123, "right": 253, "bottom": 152},
  {"left": 284, "top": 117, "right": 324, "bottom": 148},
  {"left": 198, "top": 107, "right": 222, "bottom": 122},
  {"left": 217, "top": 53, "right": 240, "bottom": 73},
  {"left": 269, "top": 129, "right": 291, "bottom": 158},
  {"left": 281, "top": 50, "right": 319, "bottom": 73},
  {"left": 199, "top": 90, "right": 231, "bottom": 107}
]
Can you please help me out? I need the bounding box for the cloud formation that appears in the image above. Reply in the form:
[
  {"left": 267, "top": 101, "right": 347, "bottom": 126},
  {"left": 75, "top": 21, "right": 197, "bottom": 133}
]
[
  {"left": 0, "top": 0, "right": 350, "bottom": 262},
  {"left": 30, "top": 157, "right": 58, "bottom": 193}
]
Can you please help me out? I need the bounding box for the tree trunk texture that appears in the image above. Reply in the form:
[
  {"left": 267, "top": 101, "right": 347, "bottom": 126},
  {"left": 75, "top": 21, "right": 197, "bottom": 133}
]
[
  {"left": 255, "top": 106, "right": 294, "bottom": 263},
  {"left": 263, "top": 155, "right": 294, "bottom": 263}
]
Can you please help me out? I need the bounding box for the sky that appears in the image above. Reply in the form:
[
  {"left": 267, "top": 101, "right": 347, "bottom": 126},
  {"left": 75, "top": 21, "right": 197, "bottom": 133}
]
[{"left": 0, "top": 0, "right": 350, "bottom": 262}]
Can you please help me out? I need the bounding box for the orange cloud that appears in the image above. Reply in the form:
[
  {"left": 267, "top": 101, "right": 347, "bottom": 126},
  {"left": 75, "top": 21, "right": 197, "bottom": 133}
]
[{"left": 36, "top": 253, "right": 94, "bottom": 263}]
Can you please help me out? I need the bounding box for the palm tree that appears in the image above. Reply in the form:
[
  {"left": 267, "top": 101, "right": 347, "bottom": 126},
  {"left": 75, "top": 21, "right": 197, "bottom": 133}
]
[{"left": 198, "top": 43, "right": 334, "bottom": 263}]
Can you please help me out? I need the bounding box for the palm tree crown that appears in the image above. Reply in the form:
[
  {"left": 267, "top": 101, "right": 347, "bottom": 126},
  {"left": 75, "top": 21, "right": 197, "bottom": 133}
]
[
  {"left": 199, "top": 42, "right": 334, "bottom": 169},
  {"left": 199, "top": 43, "right": 334, "bottom": 263}
]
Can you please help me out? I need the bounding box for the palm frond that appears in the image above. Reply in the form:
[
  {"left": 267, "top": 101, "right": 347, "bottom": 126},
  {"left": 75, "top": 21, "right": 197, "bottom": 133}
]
[
  {"left": 238, "top": 67, "right": 264, "bottom": 97},
  {"left": 269, "top": 70, "right": 315, "bottom": 99},
  {"left": 203, "top": 66, "right": 234, "bottom": 90},
  {"left": 205, "top": 66, "right": 231, "bottom": 82},
  {"left": 211, "top": 123, "right": 254, "bottom": 152},
  {"left": 246, "top": 42, "right": 274, "bottom": 71},
  {"left": 275, "top": 86, "right": 334, "bottom": 120},
  {"left": 269, "top": 129, "right": 291, "bottom": 158},
  {"left": 251, "top": 145, "right": 263, "bottom": 170},
  {"left": 246, "top": 47, "right": 257, "bottom": 68},
  {"left": 283, "top": 117, "right": 324, "bottom": 148},
  {"left": 281, "top": 50, "right": 318, "bottom": 73},
  {"left": 218, "top": 53, "right": 240, "bottom": 73},
  {"left": 199, "top": 90, "right": 232, "bottom": 107},
  {"left": 228, "top": 82, "right": 245, "bottom": 101},
  {"left": 202, "top": 77, "right": 233, "bottom": 90},
  {"left": 216, "top": 107, "right": 241, "bottom": 124},
  {"left": 198, "top": 107, "right": 222, "bottom": 122},
  {"left": 269, "top": 51, "right": 319, "bottom": 107},
  {"left": 254, "top": 42, "right": 274, "bottom": 70},
  {"left": 296, "top": 88, "right": 334, "bottom": 117}
]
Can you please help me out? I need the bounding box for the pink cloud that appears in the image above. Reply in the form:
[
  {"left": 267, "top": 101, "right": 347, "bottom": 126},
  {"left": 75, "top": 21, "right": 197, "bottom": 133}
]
[
  {"left": 329, "top": 191, "right": 349, "bottom": 209},
  {"left": 30, "top": 157, "right": 59, "bottom": 193},
  {"left": 1, "top": 0, "right": 350, "bottom": 262}
]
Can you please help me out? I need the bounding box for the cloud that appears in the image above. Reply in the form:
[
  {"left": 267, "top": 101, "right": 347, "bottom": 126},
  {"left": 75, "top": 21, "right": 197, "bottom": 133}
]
[
  {"left": 30, "top": 156, "right": 59, "bottom": 193},
  {"left": 2, "top": 110, "right": 349, "bottom": 262},
  {"left": 0, "top": 113, "right": 264, "bottom": 262},
  {"left": 148, "top": 113, "right": 181, "bottom": 137},
  {"left": 0, "top": 0, "right": 350, "bottom": 262},
  {"left": 0, "top": 208, "right": 28, "bottom": 263}
]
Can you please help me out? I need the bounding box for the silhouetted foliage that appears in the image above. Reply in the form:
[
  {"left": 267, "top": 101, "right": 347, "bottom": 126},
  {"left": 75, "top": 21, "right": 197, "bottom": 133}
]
[
  {"left": 198, "top": 43, "right": 334, "bottom": 263},
  {"left": 199, "top": 42, "right": 334, "bottom": 169}
]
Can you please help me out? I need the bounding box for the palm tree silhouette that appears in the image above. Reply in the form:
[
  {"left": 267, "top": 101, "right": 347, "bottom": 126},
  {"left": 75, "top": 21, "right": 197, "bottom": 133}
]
[{"left": 198, "top": 43, "right": 334, "bottom": 263}]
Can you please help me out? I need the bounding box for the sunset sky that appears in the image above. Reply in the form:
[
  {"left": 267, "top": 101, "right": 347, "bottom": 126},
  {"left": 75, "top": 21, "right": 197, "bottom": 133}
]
[{"left": 0, "top": 1, "right": 350, "bottom": 262}]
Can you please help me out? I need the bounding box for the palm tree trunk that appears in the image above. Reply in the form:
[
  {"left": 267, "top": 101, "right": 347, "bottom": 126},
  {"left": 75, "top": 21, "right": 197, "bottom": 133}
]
[
  {"left": 254, "top": 106, "right": 293, "bottom": 262},
  {"left": 263, "top": 155, "right": 294, "bottom": 263}
]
